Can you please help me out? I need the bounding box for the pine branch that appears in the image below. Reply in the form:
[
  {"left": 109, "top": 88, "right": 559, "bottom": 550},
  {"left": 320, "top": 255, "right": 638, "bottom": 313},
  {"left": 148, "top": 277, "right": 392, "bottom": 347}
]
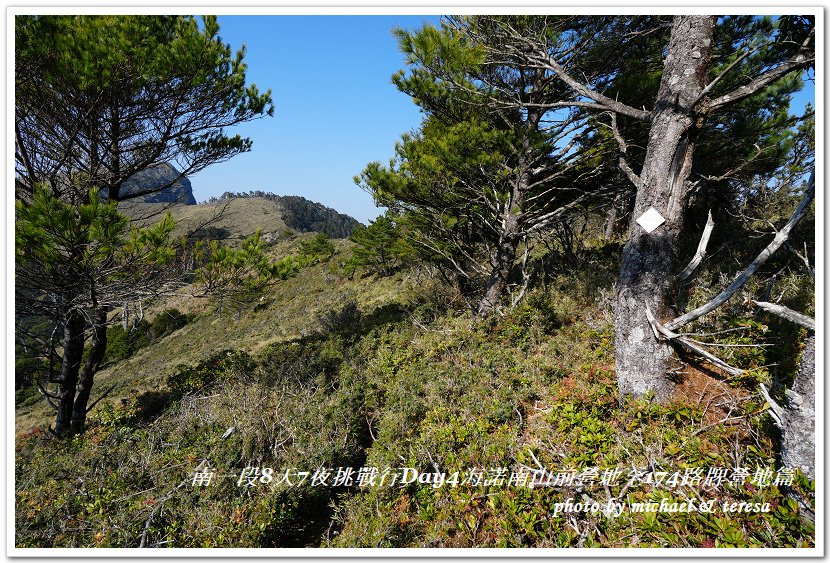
[{"left": 709, "top": 29, "right": 814, "bottom": 111}]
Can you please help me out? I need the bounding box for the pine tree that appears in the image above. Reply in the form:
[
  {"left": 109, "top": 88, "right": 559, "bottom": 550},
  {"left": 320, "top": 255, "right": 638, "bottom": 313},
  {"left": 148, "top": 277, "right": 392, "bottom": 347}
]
[
  {"left": 360, "top": 16, "right": 612, "bottom": 315},
  {"left": 15, "top": 15, "right": 274, "bottom": 434},
  {"left": 492, "top": 14, "right": 814, "bottom": 399}
]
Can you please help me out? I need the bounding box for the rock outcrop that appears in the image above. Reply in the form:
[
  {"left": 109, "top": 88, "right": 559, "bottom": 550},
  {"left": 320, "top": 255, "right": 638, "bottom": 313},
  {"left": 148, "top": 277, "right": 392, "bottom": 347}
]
[{"left": 119, "top": 163, "right": 196, "bottom": 205}]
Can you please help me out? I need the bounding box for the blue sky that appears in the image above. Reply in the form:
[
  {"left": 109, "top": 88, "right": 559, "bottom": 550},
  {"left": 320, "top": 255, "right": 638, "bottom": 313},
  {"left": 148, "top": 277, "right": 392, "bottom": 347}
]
[
  {"left": 189, "top": 15, "right": 815, "bottom": 225},
  {"left": 189, "top": 15, "right": 440, "bottom": 224}
]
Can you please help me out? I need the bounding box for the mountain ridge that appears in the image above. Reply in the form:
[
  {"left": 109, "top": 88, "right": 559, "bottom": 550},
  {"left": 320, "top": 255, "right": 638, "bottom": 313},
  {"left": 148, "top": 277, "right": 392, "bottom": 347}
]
[
  {"left": 208, "top": 191, "right": 362, "bottom": 239},
  {"left": 120, "top": 193, "right": 362, "bottom": 243}
]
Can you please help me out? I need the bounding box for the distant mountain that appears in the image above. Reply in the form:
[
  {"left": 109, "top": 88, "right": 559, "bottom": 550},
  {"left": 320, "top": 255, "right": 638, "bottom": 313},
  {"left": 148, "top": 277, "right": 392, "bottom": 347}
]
[
  {"left": 213, "top": 192, "right": 362, "bottom": 239},
  {"left": 119, "top": 163, "right": 196, "bottom": 205}
]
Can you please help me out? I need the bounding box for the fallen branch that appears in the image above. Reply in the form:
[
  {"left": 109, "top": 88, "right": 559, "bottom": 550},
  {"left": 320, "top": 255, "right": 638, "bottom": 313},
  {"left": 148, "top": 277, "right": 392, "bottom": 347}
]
[
  {"left": 645, "top": 304, "right": 744, "bottom": 377},
  {"left": 752, "top": 301, "right": 815, "bottom": 331},
  {"left": 667, "top": 171, "right": 814, "bottom": 331}
]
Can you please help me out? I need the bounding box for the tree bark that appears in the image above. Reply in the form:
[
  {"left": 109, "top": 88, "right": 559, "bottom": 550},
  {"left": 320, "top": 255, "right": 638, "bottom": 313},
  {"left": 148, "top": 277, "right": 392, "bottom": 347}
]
[
  {"left": 71, "top": 306, "right": 109, "bottom": 433},
  {"left": 603, "top": 195, "right": 620, "bottom": 240},
  {"left": 55, "top": 310, "right": 85, "bottom": 435},
  {"left": 476, "top": 227, "right": 520, "bottom": 316},
  {"left": 780, "top": 334, "right": 815, "bottom": 479},
  {"left": 615, "top": 16, "right": 714, "bottom": 400}
]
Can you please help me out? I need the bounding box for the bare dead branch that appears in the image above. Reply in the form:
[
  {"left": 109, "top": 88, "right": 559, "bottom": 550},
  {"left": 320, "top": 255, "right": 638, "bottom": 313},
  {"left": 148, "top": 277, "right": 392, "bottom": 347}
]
[
  {"left": 645, "top": 304, "right": 744, "bottom": 377},
  {"left": 36, "top": 379, "right": 60, "bottom": 411},
  {"left": 752, "top": 300, "right": 815, "bottom": 331},
  {"left": 677, "top": 210, "right": 714, "bottom": 281},
  {"left": 759, "top": 383, "right": 784, "bottom": 429},
  {"left": 605, "top": 113, "right": 643, "bottom": 188},
  {"left": 695, "top": 49, "right": 754, "bottom": 105},
  {"left": 666, "top": 171, "right": 814, "bottom": 331},
  {"left": 492, "top": 21, "right": 650, "bottom": 121},
  {"left": 786, "top": 241, "right": 814, "bottom": 279},
  {"left": 84, "top": 384, "right": 118, "bottom": 413},
  {"left": 700, "top": 143, "right": 767, "bottom": 183}
]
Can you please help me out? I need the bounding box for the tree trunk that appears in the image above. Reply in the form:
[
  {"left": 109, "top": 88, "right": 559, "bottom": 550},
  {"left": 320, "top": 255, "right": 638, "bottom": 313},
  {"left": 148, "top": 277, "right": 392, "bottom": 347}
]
[
  {"left": 71, "top": 306, "right": 109, "bottom": 433},
  {"left": 55, "top": 310, "right": 85, "bottom": 435},
  {"left": 475, "top": 103, "right": 541, "bottom": 317},
  {"left": 780, "top": 334, "right": 815, "bottom": 479},
  {"left": 615, "top": 16, "right": 714, "bottom": 400},
  {"left": 603, "top": 198, "right": 619, "bottom": 240},
  {"left": 476, "top": 227, "right": 520, "bottom": 316}
]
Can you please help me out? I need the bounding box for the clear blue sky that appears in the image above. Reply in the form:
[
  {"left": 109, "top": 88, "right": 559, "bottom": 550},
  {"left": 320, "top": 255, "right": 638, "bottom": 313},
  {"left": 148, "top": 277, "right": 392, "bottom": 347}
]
[
  {"left": 189, "top": 15, "right": 440, "bottom": 224},
  {"left": 189, "top": 15, "right": 815, "bottom": 225}
]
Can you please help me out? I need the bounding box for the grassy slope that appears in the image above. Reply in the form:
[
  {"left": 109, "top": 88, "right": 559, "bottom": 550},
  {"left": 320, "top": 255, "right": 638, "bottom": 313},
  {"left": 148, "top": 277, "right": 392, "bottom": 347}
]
[
  {"left": 119, "top": 197, "right": 292, "bottom": 242},
  {"left": 15, "top": 234, "right": 413, "bottom": 438},
  {"left": 15, "top": 227, "right": 815, "bottom": 548}
]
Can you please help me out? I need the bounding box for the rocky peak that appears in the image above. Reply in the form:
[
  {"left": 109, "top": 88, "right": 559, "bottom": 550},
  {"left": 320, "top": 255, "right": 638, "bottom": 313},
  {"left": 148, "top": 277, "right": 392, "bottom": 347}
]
[{"left": 118, "top": 163, "right": 196, "bottom": 205}]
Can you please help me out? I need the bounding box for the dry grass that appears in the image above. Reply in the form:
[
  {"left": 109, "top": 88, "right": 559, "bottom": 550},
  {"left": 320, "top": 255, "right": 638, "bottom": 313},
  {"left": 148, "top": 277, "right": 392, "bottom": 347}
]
[
  {"left": 119, "top": 197, "right": 292, "bottom": 243},
  {"left": 15, "top": 234, "right": 418, "bottom": 439}
]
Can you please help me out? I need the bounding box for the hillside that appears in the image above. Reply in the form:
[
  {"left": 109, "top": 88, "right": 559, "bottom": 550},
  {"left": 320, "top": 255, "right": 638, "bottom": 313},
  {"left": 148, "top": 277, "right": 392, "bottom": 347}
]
[
  {"left": 15, "top": 223, "right": 815, "bottom": 548},
  {"left": 14, "top": 12, "right": 816, "bottom": 553},
  {"left": 15, "top": 233, "right": 415, "bottom": 438},
  {"left": 120, "top": 195, "right": 361, "bottom": 245},
  {"left": 120, "top": 198, "right": 292, "bottom": 243}
]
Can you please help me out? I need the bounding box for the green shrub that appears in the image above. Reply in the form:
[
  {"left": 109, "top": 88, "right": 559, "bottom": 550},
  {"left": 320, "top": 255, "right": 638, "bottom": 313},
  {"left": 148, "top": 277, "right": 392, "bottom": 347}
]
[
  {"left": 103, "top": 325, "right": 134, "bottom": 363},
  {"left": 101, "top": 309, "right": 190, "bottom": 366},
  {"left": 150, "top": 308, "right": 190, "bottom": 339},
  {"left": 167, "top": 349, "right": 254, "bottom": 401},
  {"left": 317, "top": 301, "right": 362, "bottom": 336},
  {"left": 299, "top": 233, "right": 335, "bottom": 265}
]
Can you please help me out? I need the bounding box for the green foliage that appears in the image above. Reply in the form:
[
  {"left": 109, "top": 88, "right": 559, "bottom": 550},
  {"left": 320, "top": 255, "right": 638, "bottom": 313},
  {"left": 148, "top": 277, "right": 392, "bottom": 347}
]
[
  {"left": 275, "top": 195, "right": 361, "bottom": 238},
  {"left": 103, "top": 325, "right": 134, "bottom": 363},
  {"left": 345, "top": 212, "right": 414, "bottom": 277},
  {"left": 16, "top": 13, "right": 274, "bottom": 432},
  {"left": 150, "top": 308, "right": 191, "bottom": 339},
  {"left": 317, "top": 301, "right": 363, "bottom": 337},
  {"left": 16, "top": 186, "right": 128, "bottom": 279},
  {"left": 195, "top": 231, "right": 300, "bottom": 314},
  {"left": 16, "top": 16, "right": 273, "bottom": 203},
  {"left": 167, "top": 350, "right": 255, "bottom": 401},
  {"left": 15, "top": 184, "right": 180, "bottom": 432},
  {"left": 299, "top": 233, "right": 336, "bottom": 265},
  {"left": 356, "top": 116, "right": 511, "bottom": 287},
  {"left": 14, "top": 357, "right": 43, "bottom": 408},
  {"left": 99, "top": 309, "right": 191, "bottom": 365},
  {"left": 361, "top": 17, "right": 615, "bottom": 311}
]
